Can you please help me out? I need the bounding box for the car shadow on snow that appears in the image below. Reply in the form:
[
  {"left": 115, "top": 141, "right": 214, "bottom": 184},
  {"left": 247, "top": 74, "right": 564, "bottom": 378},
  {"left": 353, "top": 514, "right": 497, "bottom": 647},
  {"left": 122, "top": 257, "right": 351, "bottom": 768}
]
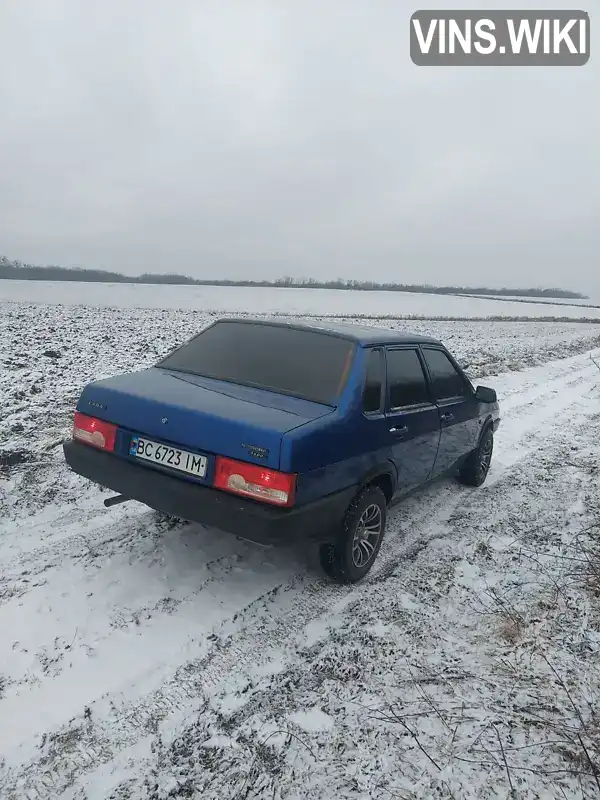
[
  {"left": 92, "top": 507, "right": 321, "bottom": 627},
  {"left": 135, "top": 472, "right": 468, "bottom": 598},
  {"left": 147, "top": 510, "right": 320, "bottom": 581}
]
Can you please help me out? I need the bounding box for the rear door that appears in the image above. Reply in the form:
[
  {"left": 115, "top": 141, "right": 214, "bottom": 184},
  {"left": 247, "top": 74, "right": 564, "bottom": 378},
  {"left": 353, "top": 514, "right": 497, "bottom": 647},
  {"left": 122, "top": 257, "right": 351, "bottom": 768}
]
[
  {"left": 420, "top": 347, "right": 479, "bottom": 477},
  {"left": 358, "top": 346, "right": 394, "bottom": 459},
  {"left": 384, "top": 347, "right": 441, "bottom": 495}
]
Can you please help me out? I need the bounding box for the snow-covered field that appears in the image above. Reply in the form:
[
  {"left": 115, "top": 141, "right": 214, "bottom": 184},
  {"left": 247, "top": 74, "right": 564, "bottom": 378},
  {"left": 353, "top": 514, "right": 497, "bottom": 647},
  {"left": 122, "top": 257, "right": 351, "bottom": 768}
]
[
  {"left": 1, "top": 300, "right": 600, "bottom": 799},
  {"left": 2, "top": 279, "right": 600, "bottom": 320}
]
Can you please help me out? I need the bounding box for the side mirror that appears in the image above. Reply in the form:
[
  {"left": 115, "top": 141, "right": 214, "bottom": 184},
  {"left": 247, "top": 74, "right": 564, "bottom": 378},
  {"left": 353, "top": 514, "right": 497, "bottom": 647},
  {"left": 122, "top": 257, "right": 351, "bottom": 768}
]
[{"left": 475, "top": 385, "right": 497, "bottom": 403}]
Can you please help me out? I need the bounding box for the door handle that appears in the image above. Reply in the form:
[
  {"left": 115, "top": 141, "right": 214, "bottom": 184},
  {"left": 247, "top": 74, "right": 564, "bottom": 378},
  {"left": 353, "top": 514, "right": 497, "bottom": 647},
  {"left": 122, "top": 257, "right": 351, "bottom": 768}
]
[
  {"left": 440, "top": 412, "right": 454, "bottom": 422},
  {"left": 389, "top": 425, "right": 409, "bottom": 436}
]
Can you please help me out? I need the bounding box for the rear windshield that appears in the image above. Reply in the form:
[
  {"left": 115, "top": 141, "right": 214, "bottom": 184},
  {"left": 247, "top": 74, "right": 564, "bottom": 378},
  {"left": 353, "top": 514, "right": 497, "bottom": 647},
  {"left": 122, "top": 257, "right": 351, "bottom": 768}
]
[{"left": 158, "top": 321, "right": 355, "bottom": 405}]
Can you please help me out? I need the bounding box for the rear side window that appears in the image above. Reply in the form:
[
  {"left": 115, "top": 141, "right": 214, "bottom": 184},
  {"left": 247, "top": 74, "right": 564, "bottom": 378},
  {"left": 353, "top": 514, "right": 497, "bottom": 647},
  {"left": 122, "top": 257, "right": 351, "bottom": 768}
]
[
  {"left": 158, "top": 321, "right": 355, "bottom": 405},
  {"left": 362, "top": 349, "right": 384, "bottom": 413},
  {"left": 422, "top": 348, "right": 470, "bottom": 401},
  {"left": 386, "top": 349, "right": 430, "bottom": 409}
]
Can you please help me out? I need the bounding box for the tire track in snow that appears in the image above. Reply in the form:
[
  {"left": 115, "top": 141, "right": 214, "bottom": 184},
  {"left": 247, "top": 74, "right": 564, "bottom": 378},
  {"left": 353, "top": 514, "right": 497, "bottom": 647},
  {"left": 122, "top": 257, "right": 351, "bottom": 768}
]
[
  {"left": 2, "top": 493, "right": 461, "bottom": 799},
  {"left": 1, "top": 354, "right": 599, "bottom": 799},
  {"left": 0, "top": 507, "right": 182, "bottom": 586}
]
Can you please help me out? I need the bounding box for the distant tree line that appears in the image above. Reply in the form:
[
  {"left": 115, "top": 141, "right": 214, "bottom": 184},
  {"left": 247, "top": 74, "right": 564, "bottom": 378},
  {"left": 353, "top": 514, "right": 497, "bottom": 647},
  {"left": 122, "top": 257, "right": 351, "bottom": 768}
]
[{"left": 0, "top": 256, "right": 587, "bottom": 299}]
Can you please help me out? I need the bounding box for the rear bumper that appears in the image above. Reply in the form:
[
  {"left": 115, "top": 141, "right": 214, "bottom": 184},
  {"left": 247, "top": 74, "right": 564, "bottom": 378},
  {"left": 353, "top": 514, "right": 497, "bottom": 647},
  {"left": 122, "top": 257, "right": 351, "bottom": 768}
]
[{"left": 63, "top": 440, "right": 356, "bottom": 546}]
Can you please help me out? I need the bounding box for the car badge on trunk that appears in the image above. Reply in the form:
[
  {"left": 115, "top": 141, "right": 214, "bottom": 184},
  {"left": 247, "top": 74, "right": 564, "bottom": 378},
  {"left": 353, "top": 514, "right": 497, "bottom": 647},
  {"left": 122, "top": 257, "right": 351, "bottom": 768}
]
[
  {"left": 242, "top": 443, "right": 269, "bottom": 459},
  {"left": 161, "top": 417, "right": 168, "bottom": 424}
]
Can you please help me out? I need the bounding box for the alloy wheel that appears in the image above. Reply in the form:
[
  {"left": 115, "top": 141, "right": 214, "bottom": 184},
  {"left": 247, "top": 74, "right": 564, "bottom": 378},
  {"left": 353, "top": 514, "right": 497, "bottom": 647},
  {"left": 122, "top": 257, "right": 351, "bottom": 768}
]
[{"left": 351, "top": 503, "right": 383, "bottom": 568}]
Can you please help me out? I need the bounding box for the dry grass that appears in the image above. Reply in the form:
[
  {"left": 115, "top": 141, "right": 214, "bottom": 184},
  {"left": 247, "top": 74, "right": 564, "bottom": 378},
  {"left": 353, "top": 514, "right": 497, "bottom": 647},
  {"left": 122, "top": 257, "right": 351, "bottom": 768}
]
[{"left": 498, "top": 616, "right": 526, "bottom": 644}]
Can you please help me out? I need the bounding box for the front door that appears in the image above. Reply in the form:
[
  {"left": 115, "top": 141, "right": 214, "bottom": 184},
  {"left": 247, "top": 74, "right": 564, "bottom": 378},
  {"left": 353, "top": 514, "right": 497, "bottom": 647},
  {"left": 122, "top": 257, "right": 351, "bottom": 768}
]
[
  {"left": 421, "top": 347, "right": 480, "bottom": 477},
  {"left": 384, "top": 347, "right": 441, "bottom": 495}
]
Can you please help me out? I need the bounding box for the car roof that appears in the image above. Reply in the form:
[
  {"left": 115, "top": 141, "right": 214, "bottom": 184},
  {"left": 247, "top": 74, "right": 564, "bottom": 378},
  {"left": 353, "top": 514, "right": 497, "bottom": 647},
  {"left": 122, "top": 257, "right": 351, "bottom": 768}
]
[{"left": 213, "top": 317, "right": 443, "bottom": 347}]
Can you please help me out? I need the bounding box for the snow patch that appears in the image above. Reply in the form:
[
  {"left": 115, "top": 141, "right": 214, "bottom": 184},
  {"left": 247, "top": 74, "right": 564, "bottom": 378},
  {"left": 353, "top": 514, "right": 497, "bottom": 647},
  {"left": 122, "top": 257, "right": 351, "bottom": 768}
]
[{"left": 289, "top": 707, "right": 335, "bottom": 733}]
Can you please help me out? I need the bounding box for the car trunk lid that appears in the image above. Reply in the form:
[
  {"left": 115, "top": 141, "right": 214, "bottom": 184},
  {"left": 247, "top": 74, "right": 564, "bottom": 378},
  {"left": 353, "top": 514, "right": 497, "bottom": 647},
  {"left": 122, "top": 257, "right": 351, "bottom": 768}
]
[{"left": 77, "top": 367, "right": 333, "bottom": 469}]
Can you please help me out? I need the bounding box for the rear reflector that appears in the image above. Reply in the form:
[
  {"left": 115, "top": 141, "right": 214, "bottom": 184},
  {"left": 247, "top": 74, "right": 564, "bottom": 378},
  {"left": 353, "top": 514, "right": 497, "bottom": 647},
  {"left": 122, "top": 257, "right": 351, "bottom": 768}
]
[
  {"left": 214, "top": 456, "right": 296, "bottom": 507},
  {"left": 73, "top": 412, "right": 117, "bottom": 452}
]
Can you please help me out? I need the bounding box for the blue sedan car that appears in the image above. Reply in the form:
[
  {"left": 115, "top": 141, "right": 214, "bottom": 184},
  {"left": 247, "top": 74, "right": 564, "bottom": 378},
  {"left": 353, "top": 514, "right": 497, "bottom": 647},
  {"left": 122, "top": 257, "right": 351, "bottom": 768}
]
[{"left": 63, "top": 318, "right": 500, "bottom": 582}]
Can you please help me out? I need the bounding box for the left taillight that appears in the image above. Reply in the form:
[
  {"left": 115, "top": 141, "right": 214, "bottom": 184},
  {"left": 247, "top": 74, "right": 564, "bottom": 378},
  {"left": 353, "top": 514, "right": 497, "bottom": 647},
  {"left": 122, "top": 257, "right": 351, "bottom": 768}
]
[{"left": 73, "top": 412, "right": 117, "bottom": 452}]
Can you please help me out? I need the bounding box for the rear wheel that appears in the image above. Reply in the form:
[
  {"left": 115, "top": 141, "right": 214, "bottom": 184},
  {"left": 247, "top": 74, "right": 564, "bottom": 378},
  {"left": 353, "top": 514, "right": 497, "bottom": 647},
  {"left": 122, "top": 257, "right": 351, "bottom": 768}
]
[
  {"left": 319, "top": 485, "right": 387, "bottom": 583},
  {"left": 459, "top": 426, "right": 494, "bottom": 487}
]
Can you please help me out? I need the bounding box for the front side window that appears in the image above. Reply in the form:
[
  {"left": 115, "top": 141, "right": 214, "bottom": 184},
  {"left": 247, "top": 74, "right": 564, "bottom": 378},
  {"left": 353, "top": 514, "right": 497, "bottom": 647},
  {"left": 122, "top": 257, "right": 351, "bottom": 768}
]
[
  {"left": 158, "top": 321, "right": 356, "bottom": 405},
  {"left": 386, "top": 349, "right": 429, "bottom": 409},
  {"left": 362, "top": 348, "right": 384, "bottom": 413},
  {"left": 422, "top": 348, "right": 470, "bottom": 401}
]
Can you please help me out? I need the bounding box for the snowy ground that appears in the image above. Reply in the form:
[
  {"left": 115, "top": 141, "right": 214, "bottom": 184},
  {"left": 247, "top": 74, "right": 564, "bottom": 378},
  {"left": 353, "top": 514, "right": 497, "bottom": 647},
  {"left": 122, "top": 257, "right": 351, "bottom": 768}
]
[
  {"left": 2, "top": 280, "right": 600, "bottom": 319},
  {"left": 1, "top": 301, "right": 600, "bottom": 799}
]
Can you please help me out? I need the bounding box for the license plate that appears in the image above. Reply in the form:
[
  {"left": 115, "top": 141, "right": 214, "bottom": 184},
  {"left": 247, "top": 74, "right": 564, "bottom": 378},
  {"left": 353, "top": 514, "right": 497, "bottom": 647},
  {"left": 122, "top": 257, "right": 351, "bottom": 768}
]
[{"left": 129, "top": 436, "right": 207, "bottom": 478}]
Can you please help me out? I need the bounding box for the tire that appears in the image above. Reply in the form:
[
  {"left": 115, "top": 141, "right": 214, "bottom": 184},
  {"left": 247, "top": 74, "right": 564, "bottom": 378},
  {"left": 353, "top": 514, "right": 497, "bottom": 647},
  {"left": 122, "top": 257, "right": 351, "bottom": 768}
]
[
  {"left": 459, "top": 426, "right": 494, "bottom": 487},
  {"left": 318, "top": 485, "right": 387, "bottom": 583}
]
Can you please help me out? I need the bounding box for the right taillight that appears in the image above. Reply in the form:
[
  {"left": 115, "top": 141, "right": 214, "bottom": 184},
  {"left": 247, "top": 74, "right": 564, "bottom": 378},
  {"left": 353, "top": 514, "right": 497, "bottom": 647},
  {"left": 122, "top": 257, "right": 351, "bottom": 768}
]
[
  {"left": 73, "top": 412, "right": 117, "bottom": 452},
  {"left": 214, "top": 456, "right": 296, "bottom": 507}
]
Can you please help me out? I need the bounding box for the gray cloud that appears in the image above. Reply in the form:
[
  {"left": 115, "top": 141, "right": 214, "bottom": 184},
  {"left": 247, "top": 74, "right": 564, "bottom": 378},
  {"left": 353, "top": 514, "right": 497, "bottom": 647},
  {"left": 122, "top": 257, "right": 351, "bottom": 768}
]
[{"left": 0, "top": 0, "right": 598, "bottom": 293}]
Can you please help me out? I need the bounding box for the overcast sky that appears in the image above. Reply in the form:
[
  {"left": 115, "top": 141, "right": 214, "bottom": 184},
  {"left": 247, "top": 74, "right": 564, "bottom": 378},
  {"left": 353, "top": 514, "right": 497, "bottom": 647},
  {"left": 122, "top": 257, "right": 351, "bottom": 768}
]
[{"left": 0, "top": 0, "right": 597, "bottom": 292}]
